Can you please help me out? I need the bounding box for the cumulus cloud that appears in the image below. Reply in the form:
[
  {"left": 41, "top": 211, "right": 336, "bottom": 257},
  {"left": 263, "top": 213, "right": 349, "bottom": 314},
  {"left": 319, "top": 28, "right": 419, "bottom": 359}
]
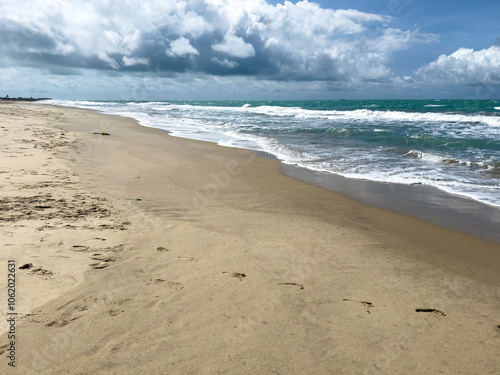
[
  {"left": 416, "top": 46, "right": 500, "bottom": 85},
  {"left": 167, "top": 37, "right": 200, "bottom": 57},
  {"left": 0, "top": 0, "right": 435, "bottom": 83},
  {"left": 212, "top": 33, "right": 255, "bottom": 58}
]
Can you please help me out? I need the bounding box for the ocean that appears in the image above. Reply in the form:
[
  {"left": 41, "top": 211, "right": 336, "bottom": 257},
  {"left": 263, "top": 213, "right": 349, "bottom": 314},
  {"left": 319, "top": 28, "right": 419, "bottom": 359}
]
[{"left": 48, "top": 99, "right": 500, "bottom": 208}]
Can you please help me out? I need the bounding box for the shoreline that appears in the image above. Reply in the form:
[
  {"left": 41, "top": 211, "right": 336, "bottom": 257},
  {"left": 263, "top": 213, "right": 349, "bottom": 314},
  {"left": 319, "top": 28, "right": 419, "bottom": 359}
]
[
  {"left": 107, "top": 110, "right": 500, "bottom": 244},
  {"left": 1, "top": 103, "right": 499, "bottom": 374},
  {"left": 281, "top": 163, "right": 500, "bottom": 244},
  {"left": 51, "top": 98, "right": 500, "bottom": 214}
]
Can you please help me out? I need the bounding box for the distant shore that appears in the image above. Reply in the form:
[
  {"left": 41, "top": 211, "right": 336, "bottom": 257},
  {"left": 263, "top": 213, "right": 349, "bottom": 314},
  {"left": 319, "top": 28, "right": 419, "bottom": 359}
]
[{"left": 0, "top": 96, "right": 51, "bottom": 102}]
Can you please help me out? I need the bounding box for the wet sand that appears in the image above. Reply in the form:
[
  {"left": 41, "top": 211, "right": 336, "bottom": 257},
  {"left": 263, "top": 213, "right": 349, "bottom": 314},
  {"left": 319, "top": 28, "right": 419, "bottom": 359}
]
[
  {"left": 282, "top": 164, "right": 500, "bottom": 244},
  {"left": 1, "top": 103, "right": 499, "bottom": 374}
]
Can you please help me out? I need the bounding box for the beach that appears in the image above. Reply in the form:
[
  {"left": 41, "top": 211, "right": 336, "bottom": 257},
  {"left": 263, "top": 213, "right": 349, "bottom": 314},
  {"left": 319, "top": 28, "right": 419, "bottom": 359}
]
[{"left": 1, "top": 102, "right": 499, "bottom": 374}]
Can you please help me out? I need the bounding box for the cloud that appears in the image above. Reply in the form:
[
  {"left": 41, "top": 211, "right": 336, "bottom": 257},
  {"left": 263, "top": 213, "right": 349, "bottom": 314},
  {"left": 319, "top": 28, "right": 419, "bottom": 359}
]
[
  {"left": 0, "top": 0, "right": 435, "bottom": 84},
  {"left": 212, "top": 33, "right": 255, "bottom": 58},
  {"left": 99, "top": 52, "right": 120, "bottom": 70},
  {"left": 211, "top": 57, "right": 239, "bottom": 68},
  {"left": 122, "top": 56, "right": 150, "bottom": 67},
  {"left": 167, "top": 37, "right": 200, "bottom": 57},
  {"left": 416, "top": 46, "right": 500, "bottom": 85}
]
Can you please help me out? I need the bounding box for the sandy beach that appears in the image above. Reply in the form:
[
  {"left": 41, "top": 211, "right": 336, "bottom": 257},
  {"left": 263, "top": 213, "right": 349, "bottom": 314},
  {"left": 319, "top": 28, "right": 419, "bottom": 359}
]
[{"left": 1, "top": 102, "right": 499, "bottom": 374}]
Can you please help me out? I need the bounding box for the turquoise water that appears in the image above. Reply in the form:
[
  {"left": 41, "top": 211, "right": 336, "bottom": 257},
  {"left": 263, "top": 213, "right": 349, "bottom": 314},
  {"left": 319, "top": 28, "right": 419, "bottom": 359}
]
[
  {"left": 158, "top": 99, "right": 500, "bottom": 113},
  {"left": 50, "top": 99, "right": 500, "bottom": 207}
]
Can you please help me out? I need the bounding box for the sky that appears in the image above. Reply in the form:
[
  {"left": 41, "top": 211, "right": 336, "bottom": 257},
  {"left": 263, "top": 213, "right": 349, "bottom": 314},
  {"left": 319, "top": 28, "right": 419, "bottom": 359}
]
[{"left": 1, "top": 0, "right": 499, "bottom": 100}]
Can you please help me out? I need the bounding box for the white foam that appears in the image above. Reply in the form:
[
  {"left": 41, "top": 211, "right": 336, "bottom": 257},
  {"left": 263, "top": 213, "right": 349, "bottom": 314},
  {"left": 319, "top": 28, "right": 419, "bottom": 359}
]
[
  {"left": 72, "top": 101, "right": 500, "bottom": 129},
  {"left": 324, "top": 109, "right": 500, "bottom": 127},
  {"left": 406, "top": 150, "right": 447, "bottom": 164},
  {"left": 294, "top": 159, "right": 500, "bottom": 208},
  {"left": 234, "top": 106, "right": 500, "bottom": 128}
]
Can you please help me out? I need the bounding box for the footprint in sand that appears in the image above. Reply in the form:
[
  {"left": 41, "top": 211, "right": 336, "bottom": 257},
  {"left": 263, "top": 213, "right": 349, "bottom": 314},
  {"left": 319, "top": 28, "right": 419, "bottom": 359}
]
[
  {"left": 24, "top": 313, "right": 50, "bottom": 324},
  {"left": 223, "top": 272, "right": 247, "bottom": 280},
  {"left": 0, "top": 344, "right": 10, "bottom": 356},
  {"left": 133, "top": 269, "right": 153, "bottom": 284},
  {"left": 24, "top": 311, "right": 81, "bottom": 327},
  {"left": 133, "top": 269, "right": 184, "bottom": 290},
  {"left": 104, "top": 296, "right": 161, "bottom": 309},
  {"left": 27, "top": 266, "right": 53, "bottom": 276},
  {"left": 99, "top": 244, "right": 124, "bottom": 253},
  {"left": 90, "top": 253, "right": 116, "bottom": 262},
  {"left": 90, "top": 262, "right": 109, "bottom": 270},
  {"left": 21, "top": 243, "right": 40, "bottom": 249},
  {"left": 48, "top": 255, "right": 70, "bottom": 259},
  {"left": 177, "top": 256, "right": 197, "bottom": 262},
  {"left": 343, "top": 299, "right": 374, "bottom": 314},
  {"left": 45, "top": 312, "right": 78, "bottom": 327},
  {"left": 109, "top": 309, "right": 124, "bottom": 317},
  {"left": 104, "top": 298, "right": 134, "bottom": 307},
  {"left": 415, "top": 308, "right": 446, "bottom": 316},
  {"left": 163, "top": 281, "right": 184, "bottom": 290},
  {"left": 279, "top": 282, "right": 304, "bottom": 290},
  {"left": 71, "top": 245, "right": 90, "bottom": 252}
]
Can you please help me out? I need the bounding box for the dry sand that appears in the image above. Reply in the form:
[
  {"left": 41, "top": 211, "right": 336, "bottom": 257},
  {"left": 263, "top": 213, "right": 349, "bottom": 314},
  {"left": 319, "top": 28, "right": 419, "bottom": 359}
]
[{"left": 0, "top": 102, "right": 499, "bottom": 374}]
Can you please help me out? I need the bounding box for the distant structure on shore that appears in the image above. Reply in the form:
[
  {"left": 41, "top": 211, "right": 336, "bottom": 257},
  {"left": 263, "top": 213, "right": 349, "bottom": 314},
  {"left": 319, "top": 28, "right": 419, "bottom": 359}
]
[{"left": 1, "top": 95, "right": 51, "bottom": 102}]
